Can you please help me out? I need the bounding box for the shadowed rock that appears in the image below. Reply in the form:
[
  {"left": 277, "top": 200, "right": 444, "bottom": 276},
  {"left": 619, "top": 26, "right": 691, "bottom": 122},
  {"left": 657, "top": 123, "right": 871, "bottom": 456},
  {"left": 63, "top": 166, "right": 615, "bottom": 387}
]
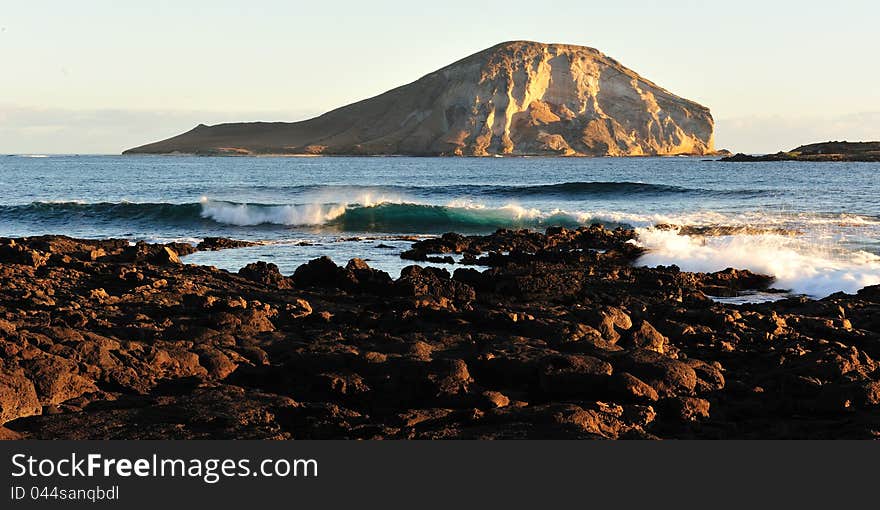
[{"left": 1, "top": 232, "right": 879, "bottom": 439}]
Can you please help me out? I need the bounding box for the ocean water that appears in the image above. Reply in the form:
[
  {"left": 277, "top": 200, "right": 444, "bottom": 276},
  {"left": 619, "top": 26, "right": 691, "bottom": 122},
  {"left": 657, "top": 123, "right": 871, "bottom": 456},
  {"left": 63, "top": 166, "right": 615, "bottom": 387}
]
[{"left": 1, "top": 154, "right": 878, "bottom": 298}]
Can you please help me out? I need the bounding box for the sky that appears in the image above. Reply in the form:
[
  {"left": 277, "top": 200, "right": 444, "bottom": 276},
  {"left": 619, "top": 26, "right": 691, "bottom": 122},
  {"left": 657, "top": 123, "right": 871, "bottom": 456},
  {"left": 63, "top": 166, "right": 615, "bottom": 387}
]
[{"left": 1, "top": 0, "right": 878, "bottom": 154}]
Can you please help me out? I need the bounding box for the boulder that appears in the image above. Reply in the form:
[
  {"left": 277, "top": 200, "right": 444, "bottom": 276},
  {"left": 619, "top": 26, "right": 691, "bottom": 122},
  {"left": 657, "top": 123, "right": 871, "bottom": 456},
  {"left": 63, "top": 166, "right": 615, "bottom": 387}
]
[
  {"left": 0, "top": 366, "right": 42, "bottom": 424},
  {"left": 22, "top": 355, "right": 98, "bottom": 406},
  {"left": 292, "top": 257, "right": 345, "bottom": 288},
  {"left": 664, "top": 396, "right": 710, "bottom": 421},
  {"left": 618, "top": 349, "right": 697, "bottom": 397},
  {"left": 609, "top": 371, "right": 659, "bottom": 402},
  {"left": 198, "top": 349, "right": 238, "bottom": 380},
  {"left": 196, "top": 238, "right": 258, "bottom": 251},
  {"left": 396, "top": 266, "right": 475, "bottom": 303},
  {"left": 625, "top": 320, "right": 669, "bottom": 354},
  {"left": 239, "top": 261, "right": 293, "bottom": 289},
  {"left": 538, "top": 354, "right": 613, "bottom": 396}
]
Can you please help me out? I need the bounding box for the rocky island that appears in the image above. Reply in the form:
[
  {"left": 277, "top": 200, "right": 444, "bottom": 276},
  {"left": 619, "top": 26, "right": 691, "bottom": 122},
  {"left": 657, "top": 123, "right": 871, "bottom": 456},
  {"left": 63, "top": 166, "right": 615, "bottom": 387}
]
[
  {"left": 2, "top": 229, "right": 878, "bottom": 439},
  {"left": 124, "top": 41, "right": 716, "bottom": 157},
  {"left": 722, "top": 141, "right": 880, "bottom": 162}
]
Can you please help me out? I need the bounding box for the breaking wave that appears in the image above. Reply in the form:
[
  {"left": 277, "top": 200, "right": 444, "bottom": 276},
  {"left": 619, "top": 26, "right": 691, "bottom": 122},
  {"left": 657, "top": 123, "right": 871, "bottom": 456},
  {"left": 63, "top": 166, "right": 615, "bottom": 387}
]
[
  {"left": 3, "top": 198, "right": 880, "bottom": 297},
  {"left": 199, "top": 199, "right": 348, "bottom": 227},
  {"left": 0, "top": 199, "right": 591, "bottom": 231},
  {"left": 634, "top": 227, "right": 880, "bottom": 298},
  {"left": 198, "top": 199, "right": 597, "bottom": 232},
  {"left": 3, "top": 199, "right": 879, "bottom": 235}
]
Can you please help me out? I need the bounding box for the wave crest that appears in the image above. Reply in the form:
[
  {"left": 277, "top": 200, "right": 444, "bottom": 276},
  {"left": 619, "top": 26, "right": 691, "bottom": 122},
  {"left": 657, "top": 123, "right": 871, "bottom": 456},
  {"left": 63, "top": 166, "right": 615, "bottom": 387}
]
[
  {"left": 199, "top": 199, "right": 347, "bottom": 226},
  {"left": 3, "top": 200, "right": 879, "bottom": 239}
]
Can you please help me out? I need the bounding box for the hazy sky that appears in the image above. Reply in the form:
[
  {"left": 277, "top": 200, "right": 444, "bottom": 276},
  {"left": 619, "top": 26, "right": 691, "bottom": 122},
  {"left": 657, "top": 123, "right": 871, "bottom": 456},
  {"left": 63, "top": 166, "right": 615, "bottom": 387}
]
[{"left": 1, "top": 1, "right": 877, "bottom": 153}]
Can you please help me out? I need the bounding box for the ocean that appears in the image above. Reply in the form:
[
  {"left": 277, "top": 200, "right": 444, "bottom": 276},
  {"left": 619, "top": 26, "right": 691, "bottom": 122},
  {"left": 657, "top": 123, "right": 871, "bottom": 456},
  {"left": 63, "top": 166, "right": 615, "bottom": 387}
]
[{"left": 1, "top": 154, "right": 878, "bottom": 299}]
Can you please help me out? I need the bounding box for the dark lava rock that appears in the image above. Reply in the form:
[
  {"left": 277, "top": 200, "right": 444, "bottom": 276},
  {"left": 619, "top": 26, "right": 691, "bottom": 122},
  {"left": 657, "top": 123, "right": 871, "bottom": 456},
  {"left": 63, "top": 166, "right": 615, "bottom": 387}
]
[
  {"left": 7, "top": 385, "right": 299, "bottom": 439},
  {"left": 292, "top": 256, "right": 343, "bottom": 288},
  {"left": 721, "top": 142, "right": 880, "bottom": 163},
  {"left": 197, "top": 237, "right": 259, "bottom": 251},
  {"left": 0, "top": 233, "right": 878, "bottom": 439},
  {"left": 239, "top": 261, "right": 293, "bottom": 289}
]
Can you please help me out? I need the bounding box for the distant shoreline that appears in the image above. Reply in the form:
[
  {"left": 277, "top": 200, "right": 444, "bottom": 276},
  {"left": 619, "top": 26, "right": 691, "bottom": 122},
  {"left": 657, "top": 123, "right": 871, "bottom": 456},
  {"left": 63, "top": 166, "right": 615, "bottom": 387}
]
[
  {"left": 721, "top": 141, "right": 880, "bottom": 163},
  {"left": 117, "top": 152, "right": 729, "bottom": 159}
]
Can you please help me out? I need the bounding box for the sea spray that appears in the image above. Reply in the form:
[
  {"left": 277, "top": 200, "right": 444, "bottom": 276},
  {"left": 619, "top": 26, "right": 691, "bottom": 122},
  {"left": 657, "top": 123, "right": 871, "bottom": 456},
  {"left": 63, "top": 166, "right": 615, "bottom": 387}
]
[{"left": 633, "top": 227, "right": 880, "bottom": 298}]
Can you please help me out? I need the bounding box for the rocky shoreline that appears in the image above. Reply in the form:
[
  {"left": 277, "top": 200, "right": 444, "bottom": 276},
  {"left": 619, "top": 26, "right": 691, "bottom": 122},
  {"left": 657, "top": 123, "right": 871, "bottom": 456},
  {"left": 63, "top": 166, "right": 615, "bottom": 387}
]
[
  {"left": 1, "top": 228, "right": 879, "bottom": 439},
  {"left": 721, "top": 141, "right": 880, "bottom": 162}
]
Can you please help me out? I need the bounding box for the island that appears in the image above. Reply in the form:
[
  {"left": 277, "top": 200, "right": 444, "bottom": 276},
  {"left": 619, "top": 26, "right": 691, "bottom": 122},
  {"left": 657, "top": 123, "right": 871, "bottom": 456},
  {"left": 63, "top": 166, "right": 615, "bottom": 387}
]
[{"left": 124, "top": 41, "right": 717, "bottom": 157}]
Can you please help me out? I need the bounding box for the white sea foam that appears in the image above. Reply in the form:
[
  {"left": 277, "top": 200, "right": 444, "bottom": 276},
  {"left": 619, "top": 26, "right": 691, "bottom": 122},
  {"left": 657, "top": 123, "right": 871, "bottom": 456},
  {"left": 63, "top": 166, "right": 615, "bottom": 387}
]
[
  {"left": 198, "top": 193, "right": 880, "bottom": 233},
  {"left": 200, "top": 198, "right": 347, "bottom": 226},
  {"left": 446, "top": 200, "right": 544, "bottom": 221},
  {"left": 574, "top": 209, "right": 880, "bottom": 229},
  {"left": 633, "top": 227, "right": 880, "bottom": 298},
  {"left": 196, "top": 195, "right": 880, "bottom": 297},
  {"left": 197, "top": 192, "right": 414, "bottom": 226},
  {"left": 143, "top": 236, "right": 202, "bottom": 245}
]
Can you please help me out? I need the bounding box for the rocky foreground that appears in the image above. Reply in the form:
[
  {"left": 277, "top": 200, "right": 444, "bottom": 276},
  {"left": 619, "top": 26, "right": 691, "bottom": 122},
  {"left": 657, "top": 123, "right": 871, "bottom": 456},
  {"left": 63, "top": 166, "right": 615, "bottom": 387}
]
[{"left": 1, "top": 228, "right": 879, "bottom": 439}]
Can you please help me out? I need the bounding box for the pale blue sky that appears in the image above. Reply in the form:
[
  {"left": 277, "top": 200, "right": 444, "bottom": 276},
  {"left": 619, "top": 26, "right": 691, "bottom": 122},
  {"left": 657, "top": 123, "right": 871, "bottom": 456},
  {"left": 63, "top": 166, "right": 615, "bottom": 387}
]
[{"left": 1, "top": 0, "right": 877, "bottom": 153}]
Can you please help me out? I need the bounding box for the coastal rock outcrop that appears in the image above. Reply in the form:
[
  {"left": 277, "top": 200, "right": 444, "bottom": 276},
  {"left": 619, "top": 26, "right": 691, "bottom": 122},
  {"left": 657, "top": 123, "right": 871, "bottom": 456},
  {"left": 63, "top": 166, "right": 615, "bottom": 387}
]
[
  {"left": 722, "top": 141, "right": 880, "bottom": 162},
  {"left": 124, "top": 41, "right": 715, "bottom": 157}
]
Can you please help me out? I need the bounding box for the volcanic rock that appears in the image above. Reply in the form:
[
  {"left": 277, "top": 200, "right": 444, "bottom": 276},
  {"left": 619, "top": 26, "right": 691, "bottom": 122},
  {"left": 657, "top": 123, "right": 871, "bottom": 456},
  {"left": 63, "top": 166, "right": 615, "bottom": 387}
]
[{"left": 2, "top": 231, "right": 880, "bottom": 439}]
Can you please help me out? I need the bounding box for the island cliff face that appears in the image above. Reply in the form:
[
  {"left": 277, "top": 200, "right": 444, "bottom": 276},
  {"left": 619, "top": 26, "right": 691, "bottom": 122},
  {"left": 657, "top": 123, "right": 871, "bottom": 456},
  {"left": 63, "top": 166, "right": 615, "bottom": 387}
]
[{"left": 124, "top": 41, "right": 715, "bottom": 157}]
